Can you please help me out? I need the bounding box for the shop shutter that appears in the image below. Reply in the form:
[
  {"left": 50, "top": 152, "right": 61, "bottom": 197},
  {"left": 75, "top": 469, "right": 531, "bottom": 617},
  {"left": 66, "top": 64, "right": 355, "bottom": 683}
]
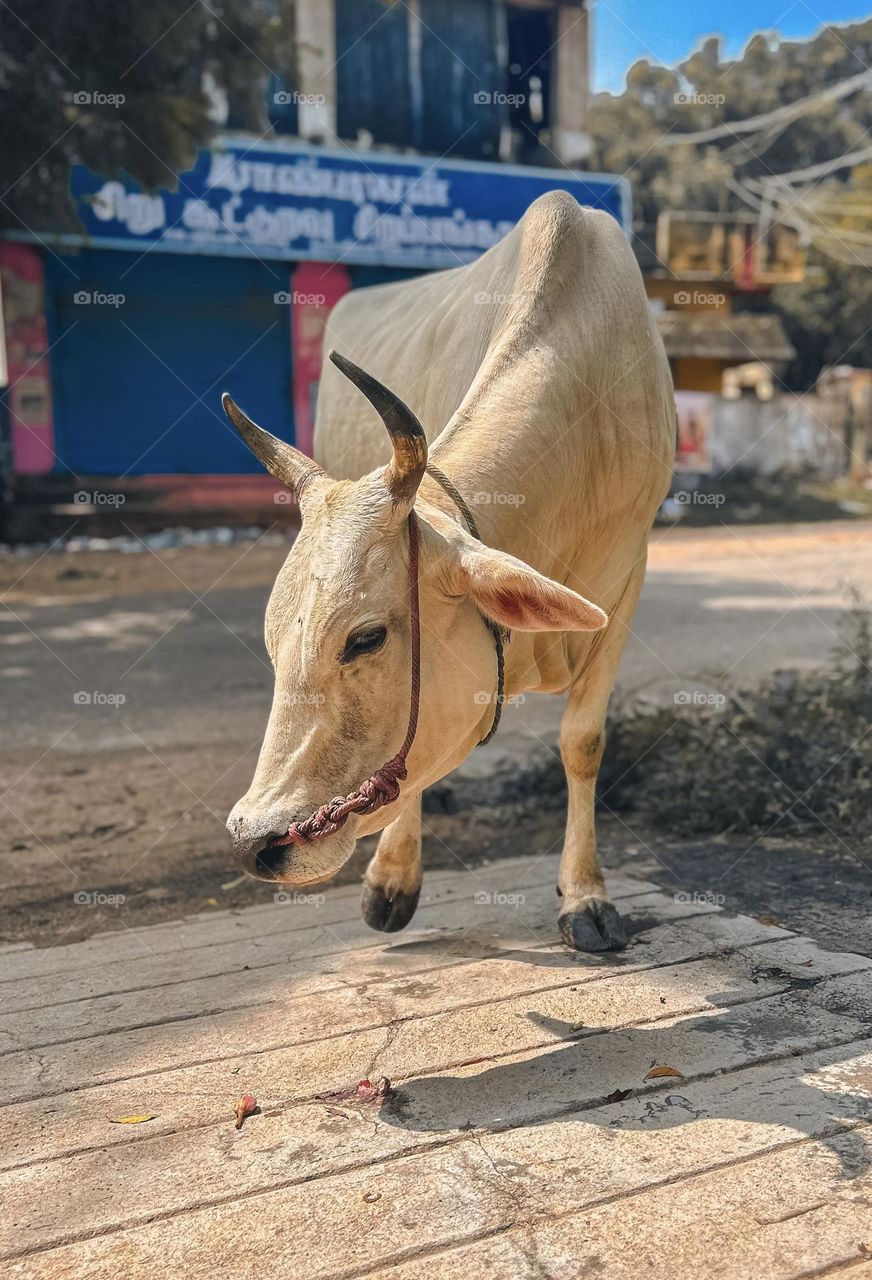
[{"left": 43, "top": 249, "right": 294, "bottom": 475}]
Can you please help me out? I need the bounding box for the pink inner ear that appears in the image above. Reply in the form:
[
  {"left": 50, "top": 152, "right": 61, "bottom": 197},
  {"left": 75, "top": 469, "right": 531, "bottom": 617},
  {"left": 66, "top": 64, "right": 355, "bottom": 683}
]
[{"left": 491, "top": 587, "right": 554, "bottom": 629}]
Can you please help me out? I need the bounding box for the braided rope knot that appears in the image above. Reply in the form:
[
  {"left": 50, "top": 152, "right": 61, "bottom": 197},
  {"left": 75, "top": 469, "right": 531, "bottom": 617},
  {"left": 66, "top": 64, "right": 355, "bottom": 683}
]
[{"left": 276, "top": 755, "right": 408, "bottom": 847}]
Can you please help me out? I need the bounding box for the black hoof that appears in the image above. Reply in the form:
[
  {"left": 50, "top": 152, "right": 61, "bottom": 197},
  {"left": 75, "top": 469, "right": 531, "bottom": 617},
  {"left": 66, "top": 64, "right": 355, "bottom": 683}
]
[
  {"left": 361, "top": 882, "right": 421, "bottom": 933},
  {"left": 558, "top": 901, "right": 628, "bottom": 952}
]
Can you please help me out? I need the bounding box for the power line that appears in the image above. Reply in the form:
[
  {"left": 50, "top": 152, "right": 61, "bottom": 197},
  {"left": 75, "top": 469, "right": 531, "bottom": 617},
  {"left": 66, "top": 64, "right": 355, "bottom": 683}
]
[
  {"left": 744, "top": 142, "right": 872, "bottom": 188},
  {"left": 659, "top": 69, "right": 872, "bottom": 147}
]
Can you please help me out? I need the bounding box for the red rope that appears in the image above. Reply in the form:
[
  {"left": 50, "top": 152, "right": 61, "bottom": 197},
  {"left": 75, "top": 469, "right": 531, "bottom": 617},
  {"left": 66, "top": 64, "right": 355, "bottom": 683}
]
[{"left": 274, "top": 511, "right": 422, "bottom": 847}]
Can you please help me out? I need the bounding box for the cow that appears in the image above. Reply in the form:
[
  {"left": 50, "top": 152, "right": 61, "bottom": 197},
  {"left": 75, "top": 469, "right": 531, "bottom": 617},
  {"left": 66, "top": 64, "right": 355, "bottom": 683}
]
[{"left": 225, "top": 190, "right": 674, "bottom": 952}]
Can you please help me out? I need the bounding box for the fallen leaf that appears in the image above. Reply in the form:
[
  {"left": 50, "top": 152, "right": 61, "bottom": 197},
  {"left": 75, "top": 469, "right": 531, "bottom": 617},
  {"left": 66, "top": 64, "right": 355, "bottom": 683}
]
[
  {"left": 644, "top": 1065, "right": 684, "bottom": 1081},
  {"left": 317, "top": 1076, "right": 395, "bottom": 1106},
  {"left": 605, "top": 1087, "right": 633, "bottom": 1104},
  {"left": 234, "top": 1094, "right": 259, "bottom": 1129},
  {"left": 356, "top": 1077, "right": 393, "bottom": 1103},
  {"left": 109, "top": 1114, "right": 156, "bottom": 1125},
  {"left": 756, "top": 914, "right": 781, "bottom": 927}
]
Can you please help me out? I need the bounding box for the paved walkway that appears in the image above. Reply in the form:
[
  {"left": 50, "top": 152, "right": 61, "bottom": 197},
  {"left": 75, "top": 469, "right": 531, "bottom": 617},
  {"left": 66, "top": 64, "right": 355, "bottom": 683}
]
[{"left": 3, "top": 853, "right": 872, "bottom": 1278}]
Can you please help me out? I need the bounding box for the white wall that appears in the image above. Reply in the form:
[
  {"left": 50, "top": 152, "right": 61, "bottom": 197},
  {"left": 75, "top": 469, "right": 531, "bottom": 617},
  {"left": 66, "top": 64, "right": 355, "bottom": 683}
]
[{"left": 705, "top": 396, "right": 845, "bottom": 478}]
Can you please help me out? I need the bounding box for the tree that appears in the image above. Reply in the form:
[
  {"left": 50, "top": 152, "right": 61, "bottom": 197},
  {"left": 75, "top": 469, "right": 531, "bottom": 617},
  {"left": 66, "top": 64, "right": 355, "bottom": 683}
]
[
  {"left": 0, "top": 0, "right": 284, "bottom": 234},
  {"left": 588, "top": 20, "right": 872, "bottom": 389}
]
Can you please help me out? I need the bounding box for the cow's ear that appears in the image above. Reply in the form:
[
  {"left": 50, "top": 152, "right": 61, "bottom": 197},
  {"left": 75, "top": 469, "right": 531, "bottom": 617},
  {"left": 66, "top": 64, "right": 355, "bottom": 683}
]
[{"left": 452, "top": 541, "right": 608, "bottom": 633}]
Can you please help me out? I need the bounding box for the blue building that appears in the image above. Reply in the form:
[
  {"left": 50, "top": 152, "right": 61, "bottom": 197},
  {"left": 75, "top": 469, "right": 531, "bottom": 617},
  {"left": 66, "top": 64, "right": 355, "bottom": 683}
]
[{"left": 0, "top": 0, "right": 625, "bottom": 492}]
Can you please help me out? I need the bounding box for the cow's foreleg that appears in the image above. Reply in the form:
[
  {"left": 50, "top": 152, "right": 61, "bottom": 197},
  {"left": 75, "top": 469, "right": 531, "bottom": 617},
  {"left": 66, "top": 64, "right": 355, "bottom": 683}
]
[
  {"left": 557, "top": 562, "right": 646, "bottom": 952},
  {"left": 361, "top": 793, "right": 422, "bottom": 933}
]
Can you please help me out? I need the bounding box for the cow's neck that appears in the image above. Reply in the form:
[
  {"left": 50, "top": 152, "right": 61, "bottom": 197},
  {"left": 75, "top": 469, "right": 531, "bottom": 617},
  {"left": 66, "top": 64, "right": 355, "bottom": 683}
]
[
  {"left": 416, "top": 466, "right": 575, "bottom": 701},
  {"left": 420, "top": 438, "right": 513, "bottom": 548}
]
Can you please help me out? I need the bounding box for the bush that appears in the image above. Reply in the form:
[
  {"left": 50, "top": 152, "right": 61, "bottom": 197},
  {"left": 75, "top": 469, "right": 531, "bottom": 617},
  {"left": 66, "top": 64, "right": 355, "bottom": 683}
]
[{"left": 602, "top": 594, "right": 872, "bottom": 844}]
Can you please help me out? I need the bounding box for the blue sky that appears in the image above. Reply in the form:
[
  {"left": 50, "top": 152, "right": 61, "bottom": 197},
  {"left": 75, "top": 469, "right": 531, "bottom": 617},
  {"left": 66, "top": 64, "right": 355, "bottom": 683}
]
[{"left": 593, "top": 1, "right": 872, "bottom": 92}]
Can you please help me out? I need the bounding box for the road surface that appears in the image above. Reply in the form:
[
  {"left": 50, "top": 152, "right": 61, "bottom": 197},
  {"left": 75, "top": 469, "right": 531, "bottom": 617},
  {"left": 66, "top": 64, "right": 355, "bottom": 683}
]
[{"left": 1, "top": 519, "right": 870, "bottom": 946}]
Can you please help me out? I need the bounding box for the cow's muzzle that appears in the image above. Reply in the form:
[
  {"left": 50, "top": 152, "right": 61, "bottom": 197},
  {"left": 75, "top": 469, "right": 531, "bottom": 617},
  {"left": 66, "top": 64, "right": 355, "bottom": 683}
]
[
  {"left": 226, "top": 807, "right": 295, "bottom": 879},
  {"left": 227, "top": 804, "right": 357, "bottom": 884}
]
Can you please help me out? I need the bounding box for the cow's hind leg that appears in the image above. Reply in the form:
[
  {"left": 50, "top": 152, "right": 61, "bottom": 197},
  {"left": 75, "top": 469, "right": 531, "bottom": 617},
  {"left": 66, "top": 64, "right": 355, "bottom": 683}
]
[
  {"left": 361, "top": 793, "right": 422, "bottom": 933},
  {"left": 557, "top": 563, "right": 646, "bottom": 953}
]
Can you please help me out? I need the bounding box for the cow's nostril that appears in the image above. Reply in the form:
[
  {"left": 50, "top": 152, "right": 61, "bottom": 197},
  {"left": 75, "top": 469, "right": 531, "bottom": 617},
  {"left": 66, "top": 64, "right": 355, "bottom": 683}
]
[{"left": 253, "top": 838, "right": 289, "bottom": 880}]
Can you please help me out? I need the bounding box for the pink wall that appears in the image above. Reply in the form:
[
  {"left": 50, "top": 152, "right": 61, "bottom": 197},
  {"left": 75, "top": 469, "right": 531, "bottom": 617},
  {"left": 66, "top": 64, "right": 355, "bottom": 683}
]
[
  {"left": 0, "top": 244, "right": 55, "bottom": 474},
  {"left": 290, "top": 261, "right": 351, "bottom": 458}
]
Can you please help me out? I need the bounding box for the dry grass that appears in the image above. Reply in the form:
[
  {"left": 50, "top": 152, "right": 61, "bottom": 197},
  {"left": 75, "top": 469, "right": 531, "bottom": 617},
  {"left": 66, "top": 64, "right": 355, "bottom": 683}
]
[{"left": 603, "top": 594, "right": 872, "bottom": 845}]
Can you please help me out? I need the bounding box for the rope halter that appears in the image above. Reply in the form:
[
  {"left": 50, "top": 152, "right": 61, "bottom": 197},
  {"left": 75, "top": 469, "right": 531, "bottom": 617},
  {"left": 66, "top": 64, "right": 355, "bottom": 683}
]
[{"left": 275, "top": 471, "right": 506, "bottom": 848}]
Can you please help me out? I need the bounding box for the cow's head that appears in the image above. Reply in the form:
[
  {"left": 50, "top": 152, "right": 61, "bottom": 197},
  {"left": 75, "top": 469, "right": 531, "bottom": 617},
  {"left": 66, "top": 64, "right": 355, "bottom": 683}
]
[{"left": 225, "top": 351, "right": 607, "bottom": 884}]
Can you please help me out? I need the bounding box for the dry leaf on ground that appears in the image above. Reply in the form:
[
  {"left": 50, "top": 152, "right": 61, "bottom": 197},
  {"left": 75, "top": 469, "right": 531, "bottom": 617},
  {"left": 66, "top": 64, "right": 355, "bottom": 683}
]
[
  {"left": 644, "top": 1065, "right": 685, "bottom": 1081},
  {"left": 234, "top": 1094, "right": 259, "bottom": 1129}
]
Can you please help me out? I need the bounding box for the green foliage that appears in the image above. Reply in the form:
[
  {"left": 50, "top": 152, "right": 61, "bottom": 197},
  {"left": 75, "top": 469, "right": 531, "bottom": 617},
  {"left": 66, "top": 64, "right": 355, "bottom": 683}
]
[
  {"left": 588, "top": 19, "right": 872, "bottom": 389},
  {"left": 604, "top": 595, "right": 872, "bottom": 845},
  {"left": 774, "top": 164, "right": 872, "bottom": 385},
  {"left": 0, "top": 1, "right": 286, "bottom": 232},
  {"left": 775, "top": 262, "right": 872, "bottom": 387}
]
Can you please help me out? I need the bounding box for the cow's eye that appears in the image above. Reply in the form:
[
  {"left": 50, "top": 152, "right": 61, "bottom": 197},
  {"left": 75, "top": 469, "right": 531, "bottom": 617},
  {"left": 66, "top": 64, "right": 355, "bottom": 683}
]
[{"left": 341, "top": 625, "right": 387, "bottom": 663}]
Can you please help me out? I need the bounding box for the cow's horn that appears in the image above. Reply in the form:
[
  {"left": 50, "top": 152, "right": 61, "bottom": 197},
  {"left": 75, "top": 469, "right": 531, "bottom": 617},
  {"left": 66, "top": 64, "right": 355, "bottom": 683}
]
[
  {"left": 221, "top": 394, "right": 322, "bottom": 495},
  {"left": 329, "top": 350, "right": 427, "bottom": 502}
]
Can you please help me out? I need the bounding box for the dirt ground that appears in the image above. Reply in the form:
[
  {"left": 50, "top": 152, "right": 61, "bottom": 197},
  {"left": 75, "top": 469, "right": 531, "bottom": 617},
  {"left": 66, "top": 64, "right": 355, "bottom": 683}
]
[{"left": 2, "top": 519, "right": 872, "bottom": 950}]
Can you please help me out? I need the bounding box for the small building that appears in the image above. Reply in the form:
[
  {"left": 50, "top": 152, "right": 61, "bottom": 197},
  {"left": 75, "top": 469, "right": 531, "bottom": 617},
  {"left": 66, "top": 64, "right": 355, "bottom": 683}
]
[
  {"left": 641, "top": 211, "right": 799, "bottom": 394},
  {"left": 0, "top": 0, "right": 618, "bottom": 513},
  {"left": 653, "top": 308, "right": 796, "bottom": 394}
]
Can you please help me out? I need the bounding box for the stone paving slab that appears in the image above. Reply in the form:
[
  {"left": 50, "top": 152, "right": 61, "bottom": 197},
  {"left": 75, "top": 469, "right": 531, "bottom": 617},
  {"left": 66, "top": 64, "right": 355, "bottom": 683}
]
[
  {"left": 0, "top": 884, "right": 679, "bottom": 1047},
  {"left": 0, "top": 853, "right": 601, "bottom": 985},
  {"left": 3, "top": 855, "right": 872, "bottom": 1279},
  {"left": 0, "top": 909, "right": 796, "bottom": 1172},
  {"left": 0, "top": 865, "right": 660, "bottom": 1002}
]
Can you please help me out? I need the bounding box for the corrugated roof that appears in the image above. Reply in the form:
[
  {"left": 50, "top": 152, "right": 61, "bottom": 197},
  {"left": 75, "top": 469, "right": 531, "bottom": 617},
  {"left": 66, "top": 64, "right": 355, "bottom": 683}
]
[{"left": 656, "top": 311, "right": 796, "bottom": 362}]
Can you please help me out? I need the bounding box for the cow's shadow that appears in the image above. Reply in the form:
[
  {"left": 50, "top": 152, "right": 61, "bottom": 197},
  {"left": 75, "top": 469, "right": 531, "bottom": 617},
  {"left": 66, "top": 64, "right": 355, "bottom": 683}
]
[{"left": 374, "top": 933, "right": 872, "bottom": 1179}]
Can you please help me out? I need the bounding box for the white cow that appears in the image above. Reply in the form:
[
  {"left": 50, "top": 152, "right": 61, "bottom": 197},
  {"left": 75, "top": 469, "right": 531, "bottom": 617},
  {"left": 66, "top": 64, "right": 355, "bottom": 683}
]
[{"left": 225, "top": 191, "right": 674, "bottom": 951}]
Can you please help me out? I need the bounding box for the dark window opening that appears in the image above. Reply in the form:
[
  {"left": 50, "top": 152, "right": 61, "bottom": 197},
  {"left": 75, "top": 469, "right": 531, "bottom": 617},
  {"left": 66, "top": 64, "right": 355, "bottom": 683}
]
[
  {"left": 506, "top": 5, "right": 555, "bottom": 162},
  {"left": 417, "top": 0, "right": 502, "bottom": 159},
  {"left": 268, "top": 71, "right": 300, "bottom": 137},
  {"left": 336, "top": 0, "right": 412, "bottom": 148}
]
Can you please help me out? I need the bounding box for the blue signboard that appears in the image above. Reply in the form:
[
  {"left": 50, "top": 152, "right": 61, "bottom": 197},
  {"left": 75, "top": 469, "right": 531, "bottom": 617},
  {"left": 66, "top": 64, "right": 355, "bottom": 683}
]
[{"left": 62, "top": 135, "right": 630, "bottom": 271}]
